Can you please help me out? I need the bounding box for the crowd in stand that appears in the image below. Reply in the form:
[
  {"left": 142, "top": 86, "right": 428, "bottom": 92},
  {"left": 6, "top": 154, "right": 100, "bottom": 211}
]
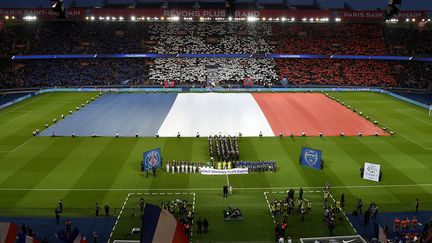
[
  {"left": 0, "top": 59, "right": 150, "bottom": 89},
  {"left": 0, "top": 21, "right": 431, "bottom": 89},
  {"left": 1, "top": 22, "right": 149, "bottom": 55},
  {"left": 384, "top": 26, "right": 432, "bottom": 57},
  {"left": 150, "top": 58, "right": 277, "bottom": 86},
  {"left": 277, "top": 59, "right": 398, "bottom": 87},
  {"left": 147, "top": 22, "right": 274, "bottom": 54},
  {"left": 390, "top": 62, "right": 432, "bottom": 89},
  {"left": 273, "top": 23, "right": 386, "bottom": 55}
]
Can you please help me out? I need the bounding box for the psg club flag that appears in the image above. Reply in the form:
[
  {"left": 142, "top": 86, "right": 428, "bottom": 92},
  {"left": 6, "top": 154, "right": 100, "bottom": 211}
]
[
  {"left": 300, "top": 147, "right": 322, "bottom": 170},
  {"left": 141, "top": 204, "right": 188, "bottom": 243},
  {"left": 143, "top": 148, "right": 162, "bottom": 171},
  {"left": 0, "top": 222, "right": 19, "bottom": 243},
  {"left": 363, "top": 162, "right": 381, "bottom": 182}
]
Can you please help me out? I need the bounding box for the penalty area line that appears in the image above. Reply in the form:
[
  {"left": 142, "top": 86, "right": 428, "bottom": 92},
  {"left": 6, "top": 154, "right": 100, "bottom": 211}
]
[
  {"left": 0, "top": 136, "right": 35, "bottom": 153},
  {"left": 329, "top": 192, "right": 357, "bottom": 234},
  {"left": 11, "top": 137, "right": 36, "bottom": 152},
  {"left": 108, "top": 192, "right": 131, "bottom": 243}
]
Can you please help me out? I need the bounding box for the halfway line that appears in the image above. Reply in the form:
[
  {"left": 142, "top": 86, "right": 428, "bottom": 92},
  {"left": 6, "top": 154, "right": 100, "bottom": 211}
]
[{"left": 1, "top": 183, "right": 432, "bottom": 191}]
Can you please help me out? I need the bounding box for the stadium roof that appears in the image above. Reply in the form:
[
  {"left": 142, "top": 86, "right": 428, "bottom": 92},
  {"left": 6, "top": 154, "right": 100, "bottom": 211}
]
[{"left": 0, "top": 0, "right": 431, "bottom": 10}]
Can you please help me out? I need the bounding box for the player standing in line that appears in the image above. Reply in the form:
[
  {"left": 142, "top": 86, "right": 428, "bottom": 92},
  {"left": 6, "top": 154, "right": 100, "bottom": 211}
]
[
  {"left": 166, "top": 161, "right": 170, "bottom": 173},
  {"left": 172, "top": 161, "right": 175, "bottom": 175}
]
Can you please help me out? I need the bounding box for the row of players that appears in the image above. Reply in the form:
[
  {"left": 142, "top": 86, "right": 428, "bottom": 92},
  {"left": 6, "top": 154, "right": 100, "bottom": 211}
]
[
  {"left": 165, "top": 161, "right": 236, "bottom": 174},
  {"left": 165, "top": 160, "right": 277, "bottom": 174},
  {"left": 165, "top": 161, "right": 201, "bottom": 174}
]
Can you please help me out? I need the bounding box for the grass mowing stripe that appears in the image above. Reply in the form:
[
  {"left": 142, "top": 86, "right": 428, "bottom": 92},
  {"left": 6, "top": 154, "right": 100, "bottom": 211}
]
[
  {"left": 395, "top": 108, "right": 432, "bottom": 125},
  {"left": 0, "top": 94, "right": 52, "bottom": 117},
  {"left": 9, "top": 136, "right": 35, "bottom": 152},
  {"left": 0, "top": 113, "right": 28, "bottom": 128},
  {"left": 0, "top": 91, "right": 430, "bottom": 242},
  {"left": 388, "top": 129, "right": 432, "bottom": 151}
]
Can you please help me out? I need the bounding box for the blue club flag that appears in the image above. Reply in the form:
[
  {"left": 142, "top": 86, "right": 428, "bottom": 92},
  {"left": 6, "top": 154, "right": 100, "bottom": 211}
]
[
  {"left": 143, "top": 148, "right": 162, "bottom": 171},
  {"left": 300, "top": 147, "right": 322, "bottom": 170}
]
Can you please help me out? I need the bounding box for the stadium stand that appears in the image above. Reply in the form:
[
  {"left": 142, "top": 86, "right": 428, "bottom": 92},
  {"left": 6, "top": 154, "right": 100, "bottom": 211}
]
[
  {"left": 384, "top": 26, "right": 432, "bottom": 56},
  {"left": 274, "top": 23, "right": 386, "bottom": 55},
  {"left": 0, "top": 21, "right": 431, "bottom": 89},
  {"left": 147, "top": 22, "right": 274, "bottom": 54},
  {"left": 149, "top": 58, "right": 277, "bottom": 86},
  {"left": 276, "top": 59, "right": 397, "bottom": 87},
  {"left": 0, "top": 22, "right": 149, "bottom": 55},
  {"left": 0, "top": 59, "right": 150, "bottom": 89}
]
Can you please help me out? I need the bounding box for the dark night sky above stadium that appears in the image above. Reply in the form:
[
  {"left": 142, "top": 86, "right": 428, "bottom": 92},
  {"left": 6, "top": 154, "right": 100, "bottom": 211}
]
[{"left": 0, "top": 0, "right": 431, "bottom": 10}]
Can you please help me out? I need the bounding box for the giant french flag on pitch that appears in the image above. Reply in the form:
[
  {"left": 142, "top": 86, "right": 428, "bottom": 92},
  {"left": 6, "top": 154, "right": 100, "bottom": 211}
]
[
  {"left": 0, "top": 222, "right": 19, "bottom": 243},
  {"left": 141, "top": 204, "right": 188, "bottom": 243}
]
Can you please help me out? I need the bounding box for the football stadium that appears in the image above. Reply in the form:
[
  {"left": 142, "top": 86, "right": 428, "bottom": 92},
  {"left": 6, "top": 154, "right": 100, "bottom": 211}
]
[{"left": 0, "top": 0, "right": 432, "bottom": 243}]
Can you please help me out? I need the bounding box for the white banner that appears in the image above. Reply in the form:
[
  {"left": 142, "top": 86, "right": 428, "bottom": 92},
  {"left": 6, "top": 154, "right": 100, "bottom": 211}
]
[
  {"left": 363, "top": 162, "right": 381, "bottom": 182},
  {"left": 199, "top": 167, "right": 248, "bottom": 175}
]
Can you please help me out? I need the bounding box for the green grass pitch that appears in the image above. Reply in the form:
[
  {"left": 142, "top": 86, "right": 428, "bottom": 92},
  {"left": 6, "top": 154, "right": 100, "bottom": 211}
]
[{"left": 0, "top": 91, "right": 431, "bottom": 242}]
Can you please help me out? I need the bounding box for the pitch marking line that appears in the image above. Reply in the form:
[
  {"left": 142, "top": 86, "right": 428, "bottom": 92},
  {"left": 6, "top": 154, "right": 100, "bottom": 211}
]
[
  {"left": 337, "top": 101, "right": 432, "bottom": 151},
  {"left": 0, "top": 94, "right": 52, "bottom": 118},
  {"left": 396, "top": 109, "right": 432, "bottom": 126},
  {"left": 0, "top": 113, "right": 27, "bottom": 128},
  {"left": 108, "top": 191, "right": 196, "bottom": 242},
  {"left": 328, "top": 193, "right": 356, "bottom": 233},
  {"left": 390, "top": 128, "right": 432, "bottom": 151},
  {"left": 3, "top": 183, "right": 432, "bottom": 192},
  {"left": 0, "top": 136, "right": 36, "bottom": 153},
  {"left": 108, "top": 192, "right": 131, "bottom": 243},
  {"left": 263, "top": 192, "right": 276, "bottom": 224}
]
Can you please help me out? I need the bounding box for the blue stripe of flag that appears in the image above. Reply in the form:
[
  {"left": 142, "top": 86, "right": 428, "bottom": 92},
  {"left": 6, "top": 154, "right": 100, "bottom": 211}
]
[{"left": 140, "top": 204, "right": 161, "bottom": 243}]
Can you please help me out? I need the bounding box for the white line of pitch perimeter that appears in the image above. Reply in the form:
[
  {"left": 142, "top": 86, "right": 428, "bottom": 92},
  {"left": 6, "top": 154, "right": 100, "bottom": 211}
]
[
  {"left": 263, "top": 192, "right": 276, "bottom": 224},
  {"left": 396, "top": 108, "right": 432, "bottom": 126},
  {"left": 329, "top": 192, "right": 357, "bottom": 233},
  {"left": 2, "top": 183, "right": 432, "bottom": 192},
  {"left": 391, "top": 128, "right": 432, "bottom": 151}
]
